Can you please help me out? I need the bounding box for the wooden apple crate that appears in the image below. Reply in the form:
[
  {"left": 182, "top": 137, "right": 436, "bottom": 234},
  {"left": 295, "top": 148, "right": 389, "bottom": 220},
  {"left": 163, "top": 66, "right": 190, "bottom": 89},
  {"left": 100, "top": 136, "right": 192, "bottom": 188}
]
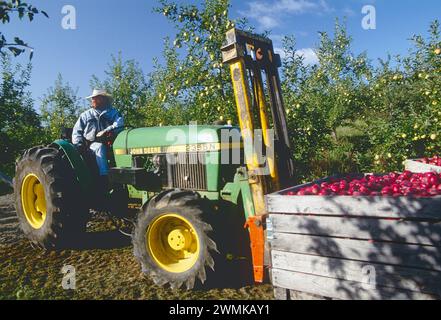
[
  {"left": 265, "top": 175, "right": 441, "bottom": 300},
  {"left": 404, "top": 159, "right": 441, "bottom": 174}
]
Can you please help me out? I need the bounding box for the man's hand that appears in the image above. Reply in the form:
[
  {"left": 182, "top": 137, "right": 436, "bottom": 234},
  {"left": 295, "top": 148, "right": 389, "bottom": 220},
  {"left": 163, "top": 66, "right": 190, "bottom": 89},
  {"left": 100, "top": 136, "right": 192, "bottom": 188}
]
[{"left": 96, "top": 130, "right": 106, "bottom": 138}]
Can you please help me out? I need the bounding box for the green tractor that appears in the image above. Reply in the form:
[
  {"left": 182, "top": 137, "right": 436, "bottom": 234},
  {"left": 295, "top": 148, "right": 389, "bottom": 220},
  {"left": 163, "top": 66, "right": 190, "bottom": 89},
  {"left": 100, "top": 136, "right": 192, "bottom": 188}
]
[{"left": 13, "top": 29, "right": 294, "bottom": 290}]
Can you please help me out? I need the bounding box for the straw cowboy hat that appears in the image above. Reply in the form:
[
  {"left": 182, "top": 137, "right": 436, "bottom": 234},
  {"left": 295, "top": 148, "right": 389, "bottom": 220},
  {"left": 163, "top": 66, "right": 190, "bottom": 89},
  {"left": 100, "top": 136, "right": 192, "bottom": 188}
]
[{"left": 85, "top": 88, "right": 113, "bottom": 99}]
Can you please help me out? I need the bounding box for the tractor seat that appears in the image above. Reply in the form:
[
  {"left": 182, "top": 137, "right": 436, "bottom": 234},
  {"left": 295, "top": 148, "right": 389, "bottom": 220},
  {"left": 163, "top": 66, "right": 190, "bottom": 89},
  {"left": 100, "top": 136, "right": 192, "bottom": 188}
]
[{"left": 61, "top": 127, "right": 73, "bottom": 143}]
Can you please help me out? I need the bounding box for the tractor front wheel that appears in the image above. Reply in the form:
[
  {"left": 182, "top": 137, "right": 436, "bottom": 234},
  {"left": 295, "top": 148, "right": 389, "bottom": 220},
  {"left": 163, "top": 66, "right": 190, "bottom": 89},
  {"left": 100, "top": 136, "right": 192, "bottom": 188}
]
[{"left": 133, "top": 189, "right": 217, "bottom": 290}]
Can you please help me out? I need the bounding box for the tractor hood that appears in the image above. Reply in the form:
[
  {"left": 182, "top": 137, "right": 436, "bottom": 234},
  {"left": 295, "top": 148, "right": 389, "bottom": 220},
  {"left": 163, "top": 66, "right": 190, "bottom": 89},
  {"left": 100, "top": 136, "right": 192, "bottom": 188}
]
[{"left": 113, "top": 125, "right": 241, "bottom": 154}]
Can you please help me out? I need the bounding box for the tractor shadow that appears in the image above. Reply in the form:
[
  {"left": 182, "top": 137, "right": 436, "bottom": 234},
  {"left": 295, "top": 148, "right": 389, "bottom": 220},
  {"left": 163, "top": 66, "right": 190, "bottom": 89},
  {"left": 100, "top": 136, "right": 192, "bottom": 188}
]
[
  {"left": 198, "top": 200, "right": 255, "bottom": 290},
  {"left": 67, "top": 230, "right": 132, "bottom": 250},
  {"left": 200, "top": 256, "right": 255, "bottom": 290},
  {"left": 61, "top": 211, "right": 134, "bottom": 250}
]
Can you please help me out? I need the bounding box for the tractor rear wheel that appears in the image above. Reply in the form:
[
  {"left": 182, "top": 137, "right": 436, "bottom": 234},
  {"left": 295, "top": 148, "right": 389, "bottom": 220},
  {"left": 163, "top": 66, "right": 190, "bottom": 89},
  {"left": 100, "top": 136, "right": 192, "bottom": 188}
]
[
  {"left": 13, "top": 145, "right": 88, "bottom": 248},
  {"left": 133, "top": 189, "right": 217, "bottom": 290}
]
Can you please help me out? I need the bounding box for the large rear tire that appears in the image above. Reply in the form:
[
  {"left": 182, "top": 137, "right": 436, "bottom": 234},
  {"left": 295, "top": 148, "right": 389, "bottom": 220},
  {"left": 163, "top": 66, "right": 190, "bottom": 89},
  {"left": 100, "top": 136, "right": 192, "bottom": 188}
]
[
  {"left": 133, "top": 189, "right": 217, "bottom": 290},
  {"left": 13, "top": 145, "right": 88, "bottom": 248}
]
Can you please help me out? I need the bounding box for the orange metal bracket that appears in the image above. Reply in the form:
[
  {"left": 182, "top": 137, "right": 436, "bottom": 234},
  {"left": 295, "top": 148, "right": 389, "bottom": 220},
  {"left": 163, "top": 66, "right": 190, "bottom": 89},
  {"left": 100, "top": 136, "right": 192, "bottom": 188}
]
[{"left": 245, "top": 215, "right": 265, "bottom": 283}]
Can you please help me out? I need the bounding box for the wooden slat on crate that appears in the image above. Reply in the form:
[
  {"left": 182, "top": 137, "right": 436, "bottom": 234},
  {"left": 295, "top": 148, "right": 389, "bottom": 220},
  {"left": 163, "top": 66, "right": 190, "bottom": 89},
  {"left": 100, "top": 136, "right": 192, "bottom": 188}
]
[
  {"left": 273, "top": 287, "right": 328, "bottom": 300},
  {"left": 268, "top": 215, "right": 441, "bottom": 246},
  {"left": 270, "top": 233, "right": 441, "bottom": 271},
  {"left": 404, "top": 159, "right": 441, "bottom": 174},
  {"left": 288, "top": 290, "right": 329, "bottom": 300},
  {"left": 273, "top": 287, "right": 288, "bottom": 300},
  {"left": 271, "top": 250, "right": 441, "bottom": 295},
  {"left": 266, "top": 194, "right": 441, "bottom": 219},
  {"left": 271, "top": 269, "right": 437, "bottom": 300}
]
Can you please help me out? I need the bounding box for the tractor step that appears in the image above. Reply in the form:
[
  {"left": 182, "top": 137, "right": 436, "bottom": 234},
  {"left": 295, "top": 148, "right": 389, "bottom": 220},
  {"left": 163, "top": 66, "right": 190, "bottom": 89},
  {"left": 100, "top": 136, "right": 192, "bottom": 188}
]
[{"left": 108, "top": 167, "right": 161, "bottom": 190}]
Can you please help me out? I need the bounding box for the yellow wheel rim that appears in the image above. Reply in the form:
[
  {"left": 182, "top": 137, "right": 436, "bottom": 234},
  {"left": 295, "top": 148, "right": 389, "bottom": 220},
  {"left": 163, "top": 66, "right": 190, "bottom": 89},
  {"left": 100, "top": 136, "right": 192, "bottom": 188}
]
[
  {"left": 21, "top": 173, "right": 47, "bottom": 229},
  {"left": 147, "top": 213, "right": 200, "bottom": 273}
]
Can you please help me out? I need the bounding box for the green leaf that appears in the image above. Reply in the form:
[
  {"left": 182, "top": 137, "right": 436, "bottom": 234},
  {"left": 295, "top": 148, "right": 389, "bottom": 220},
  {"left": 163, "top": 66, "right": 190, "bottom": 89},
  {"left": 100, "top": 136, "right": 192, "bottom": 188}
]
[
  {"left": 8, "top": 46, "right": 22, "bottom": 56},
  {"left": 14, "top": 37, "right": 25, "bottom": 46}
]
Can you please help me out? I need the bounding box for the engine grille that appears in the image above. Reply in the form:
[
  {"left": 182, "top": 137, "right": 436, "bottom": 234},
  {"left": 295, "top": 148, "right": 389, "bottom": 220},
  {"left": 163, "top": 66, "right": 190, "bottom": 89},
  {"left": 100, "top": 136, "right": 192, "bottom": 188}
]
[{"left": 167, "top": 153, "right": 207, "bottom": 190}]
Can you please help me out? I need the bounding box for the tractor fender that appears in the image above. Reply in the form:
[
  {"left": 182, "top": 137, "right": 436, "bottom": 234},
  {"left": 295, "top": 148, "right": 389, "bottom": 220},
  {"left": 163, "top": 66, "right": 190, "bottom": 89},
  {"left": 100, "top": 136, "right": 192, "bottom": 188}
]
[{"left": 51, "top": 139, "right": 94, "bottom": 195}]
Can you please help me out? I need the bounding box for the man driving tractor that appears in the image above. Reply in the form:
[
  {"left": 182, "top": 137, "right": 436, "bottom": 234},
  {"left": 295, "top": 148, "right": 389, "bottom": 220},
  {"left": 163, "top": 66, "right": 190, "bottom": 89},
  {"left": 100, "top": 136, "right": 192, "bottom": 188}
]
[{"left": 72, "top": 89, "right": 124, "bottom": 189}]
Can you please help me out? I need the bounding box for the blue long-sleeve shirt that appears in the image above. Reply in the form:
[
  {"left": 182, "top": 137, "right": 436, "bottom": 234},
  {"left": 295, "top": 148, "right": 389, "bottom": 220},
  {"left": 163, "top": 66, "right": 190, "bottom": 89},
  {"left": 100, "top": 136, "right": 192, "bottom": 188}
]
[{"left": 72, "top": 106, "right": 124, "bottom": 145}]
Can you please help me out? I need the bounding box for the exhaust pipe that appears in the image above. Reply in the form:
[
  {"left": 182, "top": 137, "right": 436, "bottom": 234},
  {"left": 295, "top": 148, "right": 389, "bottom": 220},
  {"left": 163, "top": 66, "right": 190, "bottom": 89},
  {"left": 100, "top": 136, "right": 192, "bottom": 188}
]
[{"left": 0, "top": 172, "right": 13, "bottom": 188}]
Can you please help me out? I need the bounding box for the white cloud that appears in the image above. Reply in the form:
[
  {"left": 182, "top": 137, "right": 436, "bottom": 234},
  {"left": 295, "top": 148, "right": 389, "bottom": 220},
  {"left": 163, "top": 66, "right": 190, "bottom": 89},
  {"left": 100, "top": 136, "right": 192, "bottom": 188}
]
[
  {"left": 296, "top": 48, "right": 319, "bottom": 65},
  {"left": 274, "top": 47, "right": 286, "bottom": 60},
  {"left": 273, "top": 0, "right": 319, "bottom": 13},
  {"left": 343, "top": 7, "right": 356, "bottom": 17},
  {"left": 260, "top": 16, "right": 279, "bottom": 29},
  {"left": 239, "top": 0, "right": 332, "bottom": 30},
  {"left": 274, "top": 47, "right": 319, "bottom": 65}
]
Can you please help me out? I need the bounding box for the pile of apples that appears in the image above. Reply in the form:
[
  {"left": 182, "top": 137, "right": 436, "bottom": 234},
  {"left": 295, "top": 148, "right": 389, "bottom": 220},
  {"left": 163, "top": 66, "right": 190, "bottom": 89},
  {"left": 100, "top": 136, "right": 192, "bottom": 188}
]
[
  {"left": 418, "top": 155, "right": 441, "bottom": 167},
  {"left": 286, "top": 171, "right": 441, "bottom": 197}
]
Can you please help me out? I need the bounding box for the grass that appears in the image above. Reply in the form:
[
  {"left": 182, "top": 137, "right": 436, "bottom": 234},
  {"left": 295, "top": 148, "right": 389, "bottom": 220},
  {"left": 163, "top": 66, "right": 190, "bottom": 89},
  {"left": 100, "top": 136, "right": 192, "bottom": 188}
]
[{"left": 0, "top": 196, "right": 274, "bottom": 300}]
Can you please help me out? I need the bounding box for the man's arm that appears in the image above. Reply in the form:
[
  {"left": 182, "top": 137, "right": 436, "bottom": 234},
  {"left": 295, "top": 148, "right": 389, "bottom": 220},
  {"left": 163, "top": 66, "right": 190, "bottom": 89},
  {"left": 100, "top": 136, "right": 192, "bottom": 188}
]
[
  {"left": 101, "top": 109, "right": 124, "bottom": 134},
  {"left": 72, "top": 115, "right": 85, "bottom": 145}
]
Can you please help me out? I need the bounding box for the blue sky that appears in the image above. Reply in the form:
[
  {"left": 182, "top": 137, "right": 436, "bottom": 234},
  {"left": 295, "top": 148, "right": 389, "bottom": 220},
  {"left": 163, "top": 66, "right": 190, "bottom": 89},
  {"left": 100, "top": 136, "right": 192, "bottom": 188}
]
[{"left": 2, "top": 0, "right": 441, "bottom": 109}]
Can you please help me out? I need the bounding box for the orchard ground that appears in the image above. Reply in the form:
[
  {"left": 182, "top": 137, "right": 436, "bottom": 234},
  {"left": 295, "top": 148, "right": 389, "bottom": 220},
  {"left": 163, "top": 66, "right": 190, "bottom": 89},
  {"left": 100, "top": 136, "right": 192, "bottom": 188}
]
[{"left": 0, "top": 193, "right": 274, "bottom": 300}]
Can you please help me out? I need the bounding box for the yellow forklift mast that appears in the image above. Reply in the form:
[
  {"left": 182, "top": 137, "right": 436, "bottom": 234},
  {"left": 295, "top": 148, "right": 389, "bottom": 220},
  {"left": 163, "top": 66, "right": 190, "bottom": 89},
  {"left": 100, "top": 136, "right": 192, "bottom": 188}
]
[
  {"left": 222, "top": 28, "right": 294, "bottom": 282},
  {"left": 222, "top": 28, "right": 294, "bottom": 201}
]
